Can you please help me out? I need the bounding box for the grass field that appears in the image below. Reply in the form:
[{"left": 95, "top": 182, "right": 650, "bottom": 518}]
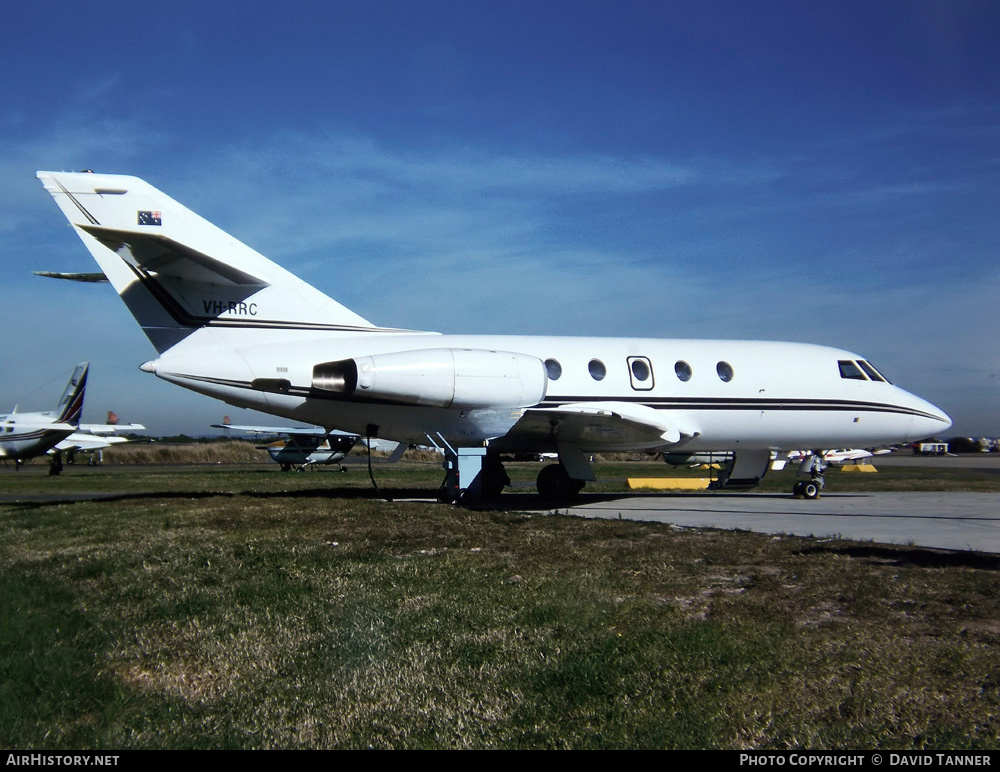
[{"left": 2, "top": 458, "right": 999, "bottom": 749}]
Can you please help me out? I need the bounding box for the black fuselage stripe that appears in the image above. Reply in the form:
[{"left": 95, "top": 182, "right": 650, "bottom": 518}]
[
  {"left": 543, "top": 395, "right": 908, "bottom": 407},
  {"left": 169, "top": 373, "right": 944, "bottom": 420},
  {"left": 0, "top": 430, "right": 63, "bottom": 441},
  {"left": 539, "top": 397, "right": 943, "bottom": 421}
]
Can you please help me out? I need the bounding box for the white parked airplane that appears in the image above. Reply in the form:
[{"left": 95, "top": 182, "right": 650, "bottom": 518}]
[
  {"left": 212, "top": 423, "right": 359, "bottom": 471},
  {"left": 0, "top": 363, "right": 88, "bottom": 468},
  {"left": 59, "top": 411, "right": 147, "bottom": 465},
  {"left": 664, "top": 448, "right": 890, "bottom": 469},
  {"left": 37, "top": 171, "right": 952, "bottom": 499},
  {"left": 777, "top": 448, "right": 892, "bottom": 468},
  {"left": 212, "top": 423, "right": 406, "bottom": 471},
  {"left": 0, "top": 363, "right": 146, "bottom": 470}
]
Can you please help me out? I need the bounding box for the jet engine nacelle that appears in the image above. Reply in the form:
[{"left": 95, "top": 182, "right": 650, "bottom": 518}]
[{"left": 312, "top": 348, "right": 547, "bottom": 409}]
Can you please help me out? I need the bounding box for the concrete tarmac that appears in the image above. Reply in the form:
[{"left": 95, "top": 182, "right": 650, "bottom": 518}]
[{"left": 554, "top": 492, "right": 1000, "bottom": 554}]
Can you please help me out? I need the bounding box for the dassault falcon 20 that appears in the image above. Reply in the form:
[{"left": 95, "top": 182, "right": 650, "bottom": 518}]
[{"left": 37, "top": 171, "right": 951, "bottom": 499}]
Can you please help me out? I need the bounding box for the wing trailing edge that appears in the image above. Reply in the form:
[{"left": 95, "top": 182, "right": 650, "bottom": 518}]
[{"left": 511, "top": 401, "right": 700, "bottom": 452}]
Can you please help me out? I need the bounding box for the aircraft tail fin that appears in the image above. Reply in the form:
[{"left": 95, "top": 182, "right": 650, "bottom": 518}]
[
  {"left": 36, "top": 171, "right": 380, "bottom": 353},
  {"left": 55, "top": 362, "right": 88, "bottom": 427}
]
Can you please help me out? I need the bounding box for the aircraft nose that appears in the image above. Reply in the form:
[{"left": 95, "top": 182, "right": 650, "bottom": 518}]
[{"left": 910, "top": 396, "right": 952, "bottom": 439}]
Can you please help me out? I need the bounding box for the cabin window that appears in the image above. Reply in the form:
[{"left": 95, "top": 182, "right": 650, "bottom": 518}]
[
  {"left": 544, "top": 358, "right": 562, "bottom": 380},
  {"left": 675, "top": 360, "right": 692, "bottom": 382},
  {"left": 588, "top": 359, "right": 606, "bottom": 381},
  {"left": 838, "top": 360, "right": 867, "bottom": 380},
  {"left": 857, "top": 360, "right": 889, "bottom": 383},
  {"left": 628, "top": 356, "right": 654, "bottom": 391},
  {"left": 717, "top": 361, "right": 734, "bottom": 383}
]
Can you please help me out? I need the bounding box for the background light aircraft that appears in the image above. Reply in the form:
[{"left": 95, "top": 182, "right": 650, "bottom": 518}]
[
  {"left": 213, "top": 422, "right": 406, "bottom": 471},
  {"left": 0, "top": 363, "right": 145, "bottom": 470},
  {"left": 775, "top": 448, "right": 892, "bottom": 468},
  {"left": 59, "top": 410, "right": 146, "bottom": 465},
  {"left": 664, "top": 448, "right": 890, "bottom": 470},
  {"left": 212, "top": 423, "right": 359, "bottom": 471},
  {"left": 0, "top": 363, "right": 88, "bottom": 469},
  {"left": 37, "top": 171, "right": 952, "bottom": 500}
]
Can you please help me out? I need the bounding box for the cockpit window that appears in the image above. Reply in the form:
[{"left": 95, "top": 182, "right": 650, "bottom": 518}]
[
  {"left": 838, "top": 360, "right": 867, "bottom": 380},
  {"left": 858, "top": 360, "right": 890, "bottom": 383}
]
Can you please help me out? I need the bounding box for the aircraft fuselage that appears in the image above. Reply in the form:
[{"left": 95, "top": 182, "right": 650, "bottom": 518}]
[
  {"left": 0, "top": 414, "right": 76, "bottom": 462},
  {"left": 145, "top": 331, "right": 948, "bottom": 453}
]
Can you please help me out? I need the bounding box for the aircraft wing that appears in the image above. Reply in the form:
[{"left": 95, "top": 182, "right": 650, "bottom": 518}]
[
  {"left": 55, "top": 433, "right": 131, "bottom": 453},
  {"left": 211, "top": 423, "right": 356, "bottom": 438},
  {"left": 77, "top": 423, "right": 145, "bottom": 435},
  {"left": 507, "top": 402, "right": 699, "bottom": 452},
  {"left": 33, "top": 270, "right": 110, "bottom": 283}
]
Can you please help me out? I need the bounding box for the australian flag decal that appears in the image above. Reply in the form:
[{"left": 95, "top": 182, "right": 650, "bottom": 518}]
[{"left": 137, "top": 210, "right": 162, "bottom": 226}]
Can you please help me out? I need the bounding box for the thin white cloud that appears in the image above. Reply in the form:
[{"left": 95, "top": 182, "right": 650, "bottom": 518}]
[
  {"left": 0, "top": 117, "right": 169, "bottom": 235},
  {"left": 9, "top": 119, "right": 998, "bottom": 434},
  {"left": 74, "top": 73, "right": 122, "bottom": 106}
]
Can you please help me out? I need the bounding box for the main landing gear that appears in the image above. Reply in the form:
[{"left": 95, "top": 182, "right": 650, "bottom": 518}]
[
  {"left": 480, "top": 453, "right": 511, "bottom": 499},
  {"left": 435, "top": 448, "right": 509, "bottom": 503},
  {"left": 536, "top": 463, "right": 585, "bottom": 501},
  {"left": 792, "top": 452, "right": 827, "bottom": 499},
  {"left": 428, "top": 432, "right": 589, "bottom": 504}
]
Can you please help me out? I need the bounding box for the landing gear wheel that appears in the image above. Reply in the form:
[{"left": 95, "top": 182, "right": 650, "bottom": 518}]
[
  {"left": 802, "top": 481, "right": 821, "bottom": 499},
  {"left": 536, "top": 464, "right": 585, "bottom": 502},
  {"left": 480, "top": 454, "right": 510, "bottom": 500},
  {"left": 280, "top": 463, "right": 292, "bottom": 472},
  {"left": 792, "top": 481, "right": 805, "bottom": 497}
]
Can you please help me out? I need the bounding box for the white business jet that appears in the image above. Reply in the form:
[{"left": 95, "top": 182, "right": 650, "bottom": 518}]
[{"left": 36, "top": 171, "right": 951, "bottom": 499}]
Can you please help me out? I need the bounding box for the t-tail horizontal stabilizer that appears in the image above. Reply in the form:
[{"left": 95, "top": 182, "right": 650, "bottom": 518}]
[{"left": 36, "top": 170, "right": 379, "bottom": 353}]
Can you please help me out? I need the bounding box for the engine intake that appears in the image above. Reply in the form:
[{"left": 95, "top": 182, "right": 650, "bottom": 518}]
[{"left": 312, "top": 348, "right": 547, "bottom": 409}]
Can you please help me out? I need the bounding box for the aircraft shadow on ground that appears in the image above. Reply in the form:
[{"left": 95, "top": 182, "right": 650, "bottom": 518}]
[
  {"left": 1, "top": 487, "right": 876, "bottom": 511},
  {"left": 798, "top": 544, "right": 1000, "bottom": 570}
]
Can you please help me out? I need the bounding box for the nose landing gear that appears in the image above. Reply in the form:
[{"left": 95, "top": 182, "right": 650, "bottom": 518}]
[{"left": 793, "top": 452, "right": 826, "bottom": 499}]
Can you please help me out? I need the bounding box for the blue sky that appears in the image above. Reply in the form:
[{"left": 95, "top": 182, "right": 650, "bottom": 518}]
[{"left": 2, "top": 1, "right": 998, "bottom": 437}]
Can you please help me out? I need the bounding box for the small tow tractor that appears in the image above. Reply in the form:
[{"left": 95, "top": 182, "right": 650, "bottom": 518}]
[{"left": 792, "top": 452, "right": 827, "bottom": 499}]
